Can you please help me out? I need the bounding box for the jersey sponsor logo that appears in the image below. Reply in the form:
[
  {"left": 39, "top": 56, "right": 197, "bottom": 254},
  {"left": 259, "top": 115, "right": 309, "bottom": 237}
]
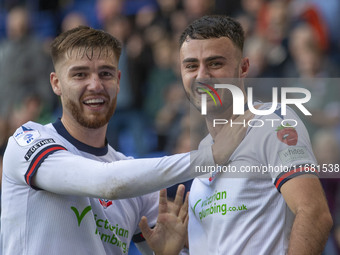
[
  {"left": 99, "top": 199, "right": 113, "bottom": 209},
  {"left": 191, "top": 190, "right": 248, "bottom": 222},
  {"left": 70, "top": 205, "right": 129, "bottom": 253},
  {"left": 278, "top": 146, "right": 311, "bottom": 164},
  {"left": 14, "top": 126, "right": 41, "bottom": 146},
  {"left": 71, "top": 205, "right": 92, "bottom": 226},
  {"left": 24, "top": 138, "right": 56, "bottom": 161},
  {"left": 275, "top": 124, "right": 298, "bottom": 146}
]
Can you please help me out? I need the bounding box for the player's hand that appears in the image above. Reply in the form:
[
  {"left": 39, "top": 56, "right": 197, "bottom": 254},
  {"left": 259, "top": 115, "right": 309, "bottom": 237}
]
[
  {"left": 212, "top": 109, "right": 254, "bottom": 164},
  {"left": 139, "top": 184, "right": 189, "bottom": 255}
]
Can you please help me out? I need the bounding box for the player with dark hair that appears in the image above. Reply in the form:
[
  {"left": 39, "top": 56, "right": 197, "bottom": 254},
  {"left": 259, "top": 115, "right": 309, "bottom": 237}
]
[{"left": 142, "top": 15, "right": 333, "bottom": 255}]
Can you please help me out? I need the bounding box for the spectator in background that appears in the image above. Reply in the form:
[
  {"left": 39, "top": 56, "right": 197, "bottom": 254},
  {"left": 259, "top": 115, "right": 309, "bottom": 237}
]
[
  {"left": 168, "top": 9, "right": 189, "bottom": 43},
  {"left": 105, "top": 16, "right": 152, "bottom": 156},
  {"left": 244, "top": 36, "right": 269, "bottom": 78},
  {"left": 153, "top": 0, "right": 181, "bottom": 34},
  {"left": 95, "top": 0, "right": 124, "bottom": 27},
  {"left": 154, "top": 82, "right": 188, "bottom": 152},
  {"left": 125, "top": 30, "right": 154, "bottom": 111},
  {"left": 284, "top": 22, "right": 340, "bottom": 140},
  {"left": 242, "top": 36, "right": 280, "bottom": 102},
  {"left": 144, "top": 38, "right": 178, "bottom": 121},
  {"left": 255, "top": 0, "right": 291, "bottom": 77},
  {"left": 61, "top": 11, "right": 88, "bottom": 33},
  {"left": 285, "top": 22, "right": 339, "bottom": 78},
  {"left": 235, "top": 0, "right": 265, "bottom": 37},
  {"left": 182, "top": 0, "right": 214, "bottom": 22},
  {"left": 240, "top": 0, "right": 265, "bottom": 20},
  {"left": 0, "top": 5, "right": 54, "bottom": 151}
]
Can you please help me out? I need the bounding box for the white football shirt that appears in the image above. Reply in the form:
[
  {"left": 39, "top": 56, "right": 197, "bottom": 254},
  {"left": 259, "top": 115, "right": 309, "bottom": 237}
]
[
  {"left": 188, "top": 104, "right": 318, "bottom": 255},
  {"left": 1, "top": 119, "right": 213, "bottom": 254}
]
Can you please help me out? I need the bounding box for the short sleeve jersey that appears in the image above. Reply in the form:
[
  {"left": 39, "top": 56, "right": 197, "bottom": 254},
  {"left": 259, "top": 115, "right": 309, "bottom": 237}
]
[
  {"left": 188, "top": 104, "right": 318, "bottom": 255},
  {"left": 1, "top": 119, "right": 158, "bottom": 255}
]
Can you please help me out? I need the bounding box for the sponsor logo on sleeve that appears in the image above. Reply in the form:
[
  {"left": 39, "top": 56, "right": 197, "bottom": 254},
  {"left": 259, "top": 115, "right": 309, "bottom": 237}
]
[
  {"left": 278, "top": 146, "right": 311, "bottom": 164},
  {"left": 14, "top": 126, "right": 40, "bottom": 147},
  {"left": 24, "top": 138, "right": 56, "bottom": 161}
]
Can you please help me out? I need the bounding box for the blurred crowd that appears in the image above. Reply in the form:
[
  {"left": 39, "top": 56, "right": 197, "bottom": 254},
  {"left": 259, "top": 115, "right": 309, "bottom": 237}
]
[{"left": 0, "top": 0, "right": 340, "bottom": 254}]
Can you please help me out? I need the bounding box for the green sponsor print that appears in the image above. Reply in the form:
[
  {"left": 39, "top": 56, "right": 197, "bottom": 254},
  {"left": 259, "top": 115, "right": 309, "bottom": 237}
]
[
  {"left": 192, "top": 190, "right": 248, "bottom": 221},
  {"left": 71, "top": 205, "right": 92, "bottom": 226},
  {"left": 94, "top": 214, "right": 129, "bottom": 253},
  {"left": 71, "top": 205, "right": 130, "bottom": 253}
]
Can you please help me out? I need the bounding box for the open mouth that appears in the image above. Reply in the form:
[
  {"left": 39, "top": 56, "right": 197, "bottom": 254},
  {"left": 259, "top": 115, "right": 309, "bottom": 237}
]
[
  {"left": 194, "top": 81, "right": 211, "bottom": 93},
  {"left": 192, "top": 80, "right": 223, "bottom": 106},
  {"left": 83, "top": 98, "right": 105, "bottom": 107},
  {"left": 196, "top": 87, "right": 216, "bottom": 95}
]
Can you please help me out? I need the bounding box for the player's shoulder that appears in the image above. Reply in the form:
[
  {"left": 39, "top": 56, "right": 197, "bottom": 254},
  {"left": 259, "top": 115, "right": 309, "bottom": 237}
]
[
  {"left": 6, "top": 121, "right": 58, "bottom": 154},
  {"left": 107, "top": 145, "right": 133, "bottom": 161},
  {"left": 11, "top": 121, "right": 45, "bottom": 147},
  {"left": 3, "top": 121, "right": 62, "bottom": 183},
  {"left": 247, "top": 103, "right": 307, "bottom": 140}
]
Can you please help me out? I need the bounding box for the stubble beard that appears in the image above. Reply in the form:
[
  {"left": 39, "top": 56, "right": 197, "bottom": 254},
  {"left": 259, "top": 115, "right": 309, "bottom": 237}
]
[{"left": 65, "top": 97, "right": 117, "bottom": 129}]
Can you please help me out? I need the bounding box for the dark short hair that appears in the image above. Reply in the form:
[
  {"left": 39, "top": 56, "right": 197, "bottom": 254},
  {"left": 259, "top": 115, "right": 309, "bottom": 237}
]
[
  {"left": 179, "top": 15, "right": 245, "bottom": 51},
  {"left": 50, "top": 26, "right": 122, "bottom": 66}
]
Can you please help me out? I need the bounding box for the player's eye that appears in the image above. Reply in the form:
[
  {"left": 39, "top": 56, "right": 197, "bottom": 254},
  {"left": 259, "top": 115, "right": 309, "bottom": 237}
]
[
  {"left": 209, "top": 62, "right": 222, "bottom": 68},
  {"left": 100, "top": 71, "right": 114, "bottom": 79},
  {"left": 73, "top": 73, "right": 86, "bottom": 78},
  {"left": 185, "top": 64, "right": 198, "bottom": 70}
]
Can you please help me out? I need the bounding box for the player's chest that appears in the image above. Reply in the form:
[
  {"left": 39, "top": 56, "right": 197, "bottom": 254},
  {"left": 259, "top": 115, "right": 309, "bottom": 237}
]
[
  {"left": 189, "top": 177, "right": 275, "bottom": 225},
  {"left": 64, "top": 196, "right": 142, "bottom": 232},
  {"left": 91, "top": 197, "right": 141, "bottom": 227}
]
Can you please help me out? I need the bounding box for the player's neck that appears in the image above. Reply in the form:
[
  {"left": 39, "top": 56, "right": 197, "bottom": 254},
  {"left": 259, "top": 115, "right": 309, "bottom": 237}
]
[
  {"left": 61, "top": 118, "right": 107, "bottom": 148},
  {"left": 205, "top": 108, "right": 233, "bottom": 140}
]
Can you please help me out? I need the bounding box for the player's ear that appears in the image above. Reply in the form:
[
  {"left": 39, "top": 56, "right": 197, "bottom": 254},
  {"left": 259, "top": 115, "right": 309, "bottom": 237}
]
[
  {"left": 50, "top": 72, "right": 62, "bottom": 96},
  {"left": 240, "top": 57, "right": 249, "bottom": 78}
]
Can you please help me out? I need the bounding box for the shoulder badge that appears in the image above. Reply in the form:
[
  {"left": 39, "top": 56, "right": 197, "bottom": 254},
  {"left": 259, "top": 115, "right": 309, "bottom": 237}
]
[{"left": 14, "top": 126, "right": 41, "bottom": 147}]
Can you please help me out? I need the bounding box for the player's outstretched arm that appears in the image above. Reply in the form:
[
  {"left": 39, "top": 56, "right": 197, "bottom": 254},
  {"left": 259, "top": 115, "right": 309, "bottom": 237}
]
[
  {"left": 6, "top": 110, "right": 253, "bottom": 200},
  {"left": 281, "top": 175, "right": 333, "bottom": 255},
  {"left": 139, "top": 184, "right": 189, "bottom": 255},
  {"left": 28, "top": 146, "right": 211, "bottom": 199}
]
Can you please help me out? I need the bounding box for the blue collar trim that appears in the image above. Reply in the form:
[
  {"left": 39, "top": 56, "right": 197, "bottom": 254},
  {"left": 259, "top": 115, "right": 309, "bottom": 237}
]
[{"left": 52, "top": 119, "right": 108, "bottom": 156}]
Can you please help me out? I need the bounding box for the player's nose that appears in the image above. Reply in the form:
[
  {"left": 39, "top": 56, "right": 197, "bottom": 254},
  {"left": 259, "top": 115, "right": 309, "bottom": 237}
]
[
  {"left": 88, "top": 74, "right": 104, "bottom": 92},
  {"left": 196, "top": 66, "right": 211, "bottom": 79}
]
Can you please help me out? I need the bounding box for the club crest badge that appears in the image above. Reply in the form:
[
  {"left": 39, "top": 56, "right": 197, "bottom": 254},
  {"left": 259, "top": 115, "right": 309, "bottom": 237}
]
[
  {"left": 275, "top": 124, "right": 298, "bottom": 146},
  {"left": 99, "top": 199, "right": 113, "bottom": 209}
]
